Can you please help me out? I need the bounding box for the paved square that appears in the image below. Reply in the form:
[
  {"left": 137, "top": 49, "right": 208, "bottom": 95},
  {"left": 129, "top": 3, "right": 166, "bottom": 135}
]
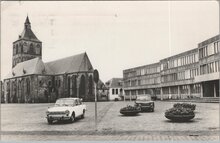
[{"left": 1, "top": 101, "right": 219, "bottom": 141}]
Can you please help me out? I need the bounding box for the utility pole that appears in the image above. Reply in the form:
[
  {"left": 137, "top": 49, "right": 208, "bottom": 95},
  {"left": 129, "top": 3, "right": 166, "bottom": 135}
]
[{"left": 93, "top": 69, "right": 99, "bottom": 131}]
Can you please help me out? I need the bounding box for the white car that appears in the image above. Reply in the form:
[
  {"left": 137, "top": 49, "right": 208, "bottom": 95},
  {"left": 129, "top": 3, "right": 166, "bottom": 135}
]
[{"left": 46, "top": 98, "right": 86, "bottom": 124}]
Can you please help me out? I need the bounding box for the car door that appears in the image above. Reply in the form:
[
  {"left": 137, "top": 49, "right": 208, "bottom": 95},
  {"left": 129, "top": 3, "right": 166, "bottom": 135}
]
[
  {"left": 77, "top": 99, "right": 83, "bottom": 115},
  {"left": 73, "top": 100, "right": 79, "bottom": 117}
]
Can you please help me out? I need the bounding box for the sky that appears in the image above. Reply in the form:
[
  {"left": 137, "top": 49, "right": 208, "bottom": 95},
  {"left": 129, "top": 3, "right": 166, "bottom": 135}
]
[{"left": 1, "top": 1, "right": 219, "bottom": 82}]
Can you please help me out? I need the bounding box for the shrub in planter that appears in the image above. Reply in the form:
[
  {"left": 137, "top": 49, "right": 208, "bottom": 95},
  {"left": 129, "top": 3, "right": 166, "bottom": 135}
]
[
  {"left": 120, "top": 105, "right": 140, "bottom": 116},
  {"left": 173, "top": 103, "right": 196, "bottom": 110},
  {"left": 165, "top": 107, "right": 195, "bottom": 122}
]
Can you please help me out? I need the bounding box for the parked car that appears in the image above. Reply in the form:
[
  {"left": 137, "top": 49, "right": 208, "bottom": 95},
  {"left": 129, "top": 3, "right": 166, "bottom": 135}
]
[
  {"left": 46, "top": 98, "right": 86, "bottom": 124},
  {"left": 134, "top": 95, "right": 154, "bottom": 112}
]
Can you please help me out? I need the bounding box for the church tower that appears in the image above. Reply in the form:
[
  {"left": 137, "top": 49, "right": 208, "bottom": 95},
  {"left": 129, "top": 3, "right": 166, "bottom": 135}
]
[{"left": 12, "top": 16, "right": 42, "bottom": 68}]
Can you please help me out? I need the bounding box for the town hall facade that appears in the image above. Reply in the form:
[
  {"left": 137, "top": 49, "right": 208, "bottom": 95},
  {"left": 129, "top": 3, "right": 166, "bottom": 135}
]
[{"left": 3, "top": 16, "right": 95, "bottom": 103}]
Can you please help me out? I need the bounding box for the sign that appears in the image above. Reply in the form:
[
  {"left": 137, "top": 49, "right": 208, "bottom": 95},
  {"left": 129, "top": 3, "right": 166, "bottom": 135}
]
[{"left": 93, "top": 69, "right": 99, "bottom": 83}]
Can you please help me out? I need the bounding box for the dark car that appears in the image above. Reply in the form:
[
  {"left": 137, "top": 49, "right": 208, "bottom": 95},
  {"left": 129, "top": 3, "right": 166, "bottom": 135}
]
[{"left": 134, "top": 95, "right": 154, "bottom": 112}]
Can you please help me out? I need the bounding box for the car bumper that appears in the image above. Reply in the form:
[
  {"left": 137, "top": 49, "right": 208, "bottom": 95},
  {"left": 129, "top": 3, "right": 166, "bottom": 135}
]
[{"left": 46, "top": 115, "right": 70, "bottom": 121}]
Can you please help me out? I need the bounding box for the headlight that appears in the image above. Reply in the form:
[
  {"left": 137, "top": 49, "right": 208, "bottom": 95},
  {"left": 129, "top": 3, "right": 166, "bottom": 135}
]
[
  {"left": 46, "top": 111, "right": 50, "bottom": 115},
  {"left": 65, "top": 110, "right": 70, "bottom": 115}
]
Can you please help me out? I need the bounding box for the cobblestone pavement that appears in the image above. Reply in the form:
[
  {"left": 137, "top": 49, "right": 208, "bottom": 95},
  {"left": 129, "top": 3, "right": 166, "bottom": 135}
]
[{"left": 1, "top": 101, "right": 219, "bottom": 141}]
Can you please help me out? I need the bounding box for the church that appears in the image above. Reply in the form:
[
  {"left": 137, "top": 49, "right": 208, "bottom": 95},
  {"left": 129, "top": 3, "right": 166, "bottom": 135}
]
[{"left": 3, "top": 16, "right": 95, "bottom": 103}]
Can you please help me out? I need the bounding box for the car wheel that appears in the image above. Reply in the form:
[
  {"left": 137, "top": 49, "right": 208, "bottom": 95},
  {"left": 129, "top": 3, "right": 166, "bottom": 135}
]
[
  {"left": 47, "top": 119, "right": 53, "bottom": 124},
  {"left": 81, "top": 110, "right": 85, "bottom": 119},
  {"left": 151, "top": 108, "right": 154, "bottom": 112},
  {"left": 69, "top": 113, "right": 75, "bottom": 123}
]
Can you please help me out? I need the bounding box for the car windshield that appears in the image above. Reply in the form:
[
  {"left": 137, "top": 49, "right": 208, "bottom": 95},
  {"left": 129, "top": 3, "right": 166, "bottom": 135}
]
[
  {"left": 55, "top": 99, "right": 74, "bottom": 106},
  {"left": 136, "top": 96, "right": 151, "bottom": 101}
]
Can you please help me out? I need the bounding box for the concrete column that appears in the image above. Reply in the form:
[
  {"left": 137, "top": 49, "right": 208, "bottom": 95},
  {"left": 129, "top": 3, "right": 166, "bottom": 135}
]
[
  {"left": 169, "top": 87, "right": 171, "bottom": 99},
  {"left": 160, "top": 88, "right": 163, "bottom": 100},
  {"left": 178, "top": 86, "right": 180, "bottom": 99},
  {"left": 129, "top": 90, "right": 132, "bottom": 101},
  {"left": 188, "top": 85, "right": 191, "bottom": 97},
  {"left": 200, "top": 83, "right": 203, "bottom": 98},
  {"left": 214, "top": 83, "right": 216, "bottom": 97}
]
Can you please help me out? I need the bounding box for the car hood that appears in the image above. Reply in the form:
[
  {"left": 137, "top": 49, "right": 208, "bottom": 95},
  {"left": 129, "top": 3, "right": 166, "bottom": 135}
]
[
  {"left": 135, "top": 101, "right": 154, "bottom": 104},
  {"left": 47, "top": 106, "right": 73, "bottom": 112}
]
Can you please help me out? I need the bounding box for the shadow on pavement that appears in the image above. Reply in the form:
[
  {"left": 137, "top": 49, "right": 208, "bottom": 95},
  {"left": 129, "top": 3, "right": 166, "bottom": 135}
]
[{"left": 163, "top": 119, "right": 198, "bottom": 123}]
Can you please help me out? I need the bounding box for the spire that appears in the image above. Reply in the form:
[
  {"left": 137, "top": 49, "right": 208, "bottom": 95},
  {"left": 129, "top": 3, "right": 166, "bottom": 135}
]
[
  {"left": 24, "top": 16, "right": 31, "bottom": 29},
  {"left": 19, "top": 16, "right": 40, "bottom": 42},
  {"left": 25, "top": 15, "right": 30, "bottom": 24}
]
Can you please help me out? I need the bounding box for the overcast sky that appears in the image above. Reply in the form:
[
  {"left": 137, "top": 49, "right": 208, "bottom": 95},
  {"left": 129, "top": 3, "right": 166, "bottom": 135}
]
[{"left": 1, "top": 1, "right": 219, "bottom": 82}]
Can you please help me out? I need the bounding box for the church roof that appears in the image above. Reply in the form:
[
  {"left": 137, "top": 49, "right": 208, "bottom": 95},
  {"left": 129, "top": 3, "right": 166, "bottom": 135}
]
[
  {"left": 5, "top": 58, "right": 53, "bottom": 79},
  {"left": 19, "top": 16, "right": 41, "bottom": 42},
  {"left": 5, "top": 52, "right": 94, "bottom": 79},
  {"left": 20, "top": 28, "right": 40, "bottom": 42},
  {"left": 45, "top": 52, "right": 93, "bottom": 74}
]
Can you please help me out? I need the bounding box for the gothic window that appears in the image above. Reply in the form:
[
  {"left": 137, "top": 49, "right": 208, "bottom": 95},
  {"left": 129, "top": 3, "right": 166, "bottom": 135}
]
[
  {"left": 68, "top": 76, "right": 71, "bottom": 97},
  {"left": 18, "top": 44, "right": 21, "bottom": 53},
  {"left": 48, "top": 81, "right": 52, "bottom": 87},
  {"left": 16, "top": 44, "right": 18, "bottom": 54},
  {"left": 21, "top": 44, "right": 23, "bottom": 53},
  {"left": 79, "top": 75, "right": 86, "bottom": 98},
  {"left": 12, "top": 81, "right": 17, "bottom": 103},
  {"left": 88, "top": 75, "right": 93, "bottom": 96},
  {"left": 36, "top": 44, "right": 41, "bottom": 55},
  {"left": 26, "top": 78, "right": 30, "bottom": 94},
  {"left": 58, "top": 80, "right": 61, "bottom": 87},
  {"left": 72, "top": 75, "right": 77, "bottom": 97},
  {"left": 23, "top": 42, "right": 28, "bottom": 53},
  {"left": 39, "top": 80, "right": 42, "bottom": 85},
  {"left": 29, "top": 43, "right": 35, "bottom": 54}
]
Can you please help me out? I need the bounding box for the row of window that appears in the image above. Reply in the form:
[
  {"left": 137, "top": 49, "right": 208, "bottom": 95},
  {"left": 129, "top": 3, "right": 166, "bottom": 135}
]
[
  {"left": 190, "top": 68, "right": 199, "bottom": 78},
  {"left": 13, "top": 43, "right": 41, "bottom": 55},
  {"left": 126, "top": 60, "right": 219, "bottom": 85},
  {"left": 161, "top": 68, "right": 198, "bottom": 83},
  {"left": 125, "top": 89, "right": 154, "bottom": 95},
  {"left": 7, "top": 78, "right": 31, "bottom": 94},
  {"left": 124, "top": 66, "right": 160, "bottom": 78},
  {"left": 124, "top": 76, "right": 160, "bottom": 87},
  {"left": 125, "top": 84, "right": 201, "bottom": 95},
  {"left": 161, "top": 53, "right": 198, "bottom": 70},
  {"left": 199, "top": 41, "right": 219, "bottom": 59},
  {"left": 200, "top": 61, "right": 220, "bottom": 75},
  {"left": 136, "top": 66, "right": 160, "bottom": 76},
  {"left": 112, "top": 88, "right": 122, "bottom": 95},
  {"left": 162, "top": 84, "right": 201, "bottom": 94}
]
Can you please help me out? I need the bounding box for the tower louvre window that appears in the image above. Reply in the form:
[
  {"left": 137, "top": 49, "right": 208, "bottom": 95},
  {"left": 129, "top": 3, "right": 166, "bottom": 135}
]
[{"left": 29, "top": 43, "right": 35, "bottom": 54}]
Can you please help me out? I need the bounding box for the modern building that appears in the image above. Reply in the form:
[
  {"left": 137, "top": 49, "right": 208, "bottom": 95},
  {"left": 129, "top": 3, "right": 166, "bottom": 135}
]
[
  {"left": 123, "top": 63, "right": 161, "bottom": 100},
  {"left": 123, "top": 35, "right": 220, "bottom": 100},
  {"left": 3, "top": 16, "right": 95, "bottom": 103},
  {"left": 105, "top": 78, "right": 124, "bottom": 101}
]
